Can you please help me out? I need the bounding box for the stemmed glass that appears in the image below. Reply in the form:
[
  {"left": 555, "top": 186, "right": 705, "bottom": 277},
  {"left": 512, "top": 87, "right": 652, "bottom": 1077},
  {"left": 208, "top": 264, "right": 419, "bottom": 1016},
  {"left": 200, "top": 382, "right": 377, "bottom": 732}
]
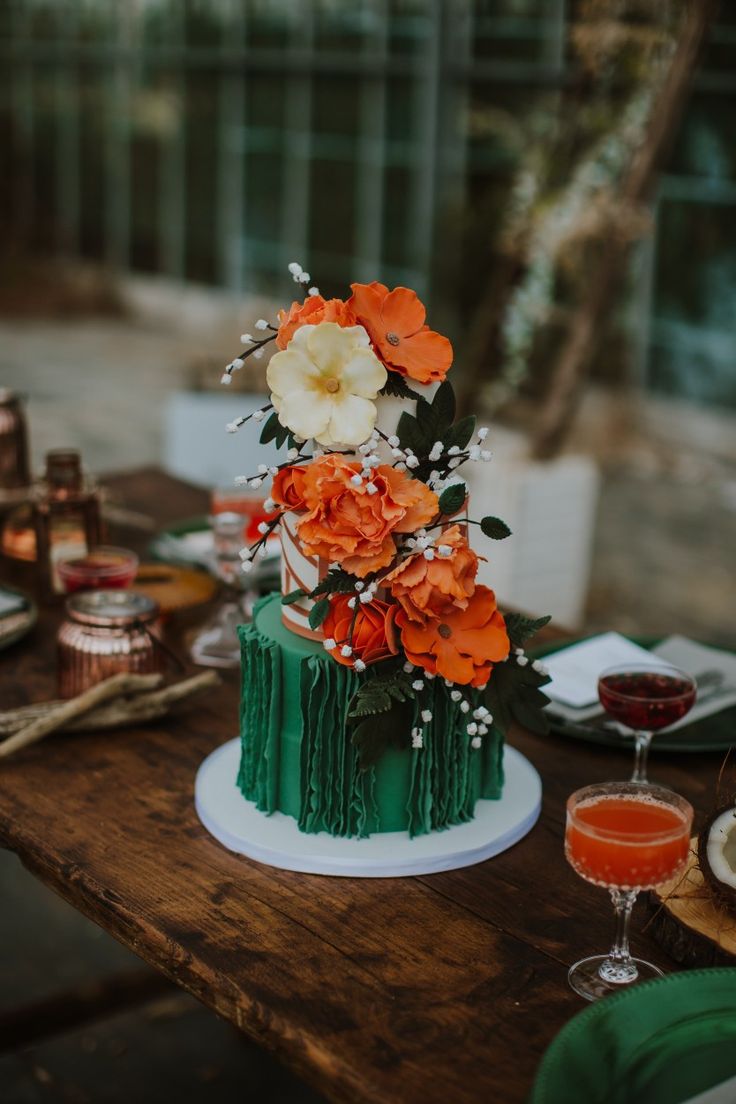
[
  {"left": 597, "top": 663, "right": 697, "bottom": 784},
  {"left": 189, "top": 512, "right": 259, "bottom": 668},
  {"left": 565, "top": 780, "right": 693, "bottom": 1001}
]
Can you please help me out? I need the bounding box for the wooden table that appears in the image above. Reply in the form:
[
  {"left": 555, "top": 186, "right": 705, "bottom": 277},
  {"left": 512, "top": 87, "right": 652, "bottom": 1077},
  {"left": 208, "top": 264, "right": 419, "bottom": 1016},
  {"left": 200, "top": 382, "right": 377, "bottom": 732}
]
[{"left": 0, "top": 468, "right": 720, "bottom": 1104}]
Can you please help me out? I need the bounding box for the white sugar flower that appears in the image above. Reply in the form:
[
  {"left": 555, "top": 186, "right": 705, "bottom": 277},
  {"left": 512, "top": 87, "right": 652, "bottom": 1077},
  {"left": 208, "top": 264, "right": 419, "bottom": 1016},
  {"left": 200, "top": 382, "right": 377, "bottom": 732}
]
[{"left": 266, "top": 322, "right": 386, "bottom": 448}]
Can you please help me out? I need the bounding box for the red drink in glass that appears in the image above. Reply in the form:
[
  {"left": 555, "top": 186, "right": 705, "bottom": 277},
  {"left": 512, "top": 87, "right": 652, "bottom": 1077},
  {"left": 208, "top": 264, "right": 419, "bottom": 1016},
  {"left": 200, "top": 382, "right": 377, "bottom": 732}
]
[
  {"left": 598, "top": 671, "right": 696, "bottom": 731},
  {"left": 597, "top": 663, "right": 696, "bottom": 784}
]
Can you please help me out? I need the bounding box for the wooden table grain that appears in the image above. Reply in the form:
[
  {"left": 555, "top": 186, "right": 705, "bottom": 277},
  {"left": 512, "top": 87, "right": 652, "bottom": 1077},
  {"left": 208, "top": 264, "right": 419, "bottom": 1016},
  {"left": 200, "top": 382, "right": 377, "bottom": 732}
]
[{"left": 0, "top": 468, "right": 721, "bottom": 1104}]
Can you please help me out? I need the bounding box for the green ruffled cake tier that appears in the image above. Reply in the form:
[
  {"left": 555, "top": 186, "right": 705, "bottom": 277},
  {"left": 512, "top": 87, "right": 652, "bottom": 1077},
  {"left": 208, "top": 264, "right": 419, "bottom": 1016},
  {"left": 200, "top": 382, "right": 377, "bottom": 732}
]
[{"left": 238, "top": 593, "right": 504, "bottom": 838}]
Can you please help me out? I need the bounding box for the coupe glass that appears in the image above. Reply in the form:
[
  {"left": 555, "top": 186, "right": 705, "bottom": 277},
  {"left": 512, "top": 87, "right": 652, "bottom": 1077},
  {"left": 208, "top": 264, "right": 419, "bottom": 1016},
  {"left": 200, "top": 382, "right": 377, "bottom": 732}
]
[
  {"left": 597, "top": 663, "right": 697, "bottom": 784},
  {"left": 565, "top": 780, "right": 693, "bottom": 1001},
  {"left": 189, "top": 512, "right": 258, "bottom": 668}
]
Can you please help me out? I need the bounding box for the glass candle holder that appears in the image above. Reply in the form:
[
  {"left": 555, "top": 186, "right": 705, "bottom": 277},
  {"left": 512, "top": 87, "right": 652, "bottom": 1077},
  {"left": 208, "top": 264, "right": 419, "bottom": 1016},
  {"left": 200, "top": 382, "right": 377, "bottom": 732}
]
[
  {"left": 57, "top": 546, "right": 139, "bottom": 593},
  {"left": 57, "top": 590, "right": 164, "bottom": 698}
]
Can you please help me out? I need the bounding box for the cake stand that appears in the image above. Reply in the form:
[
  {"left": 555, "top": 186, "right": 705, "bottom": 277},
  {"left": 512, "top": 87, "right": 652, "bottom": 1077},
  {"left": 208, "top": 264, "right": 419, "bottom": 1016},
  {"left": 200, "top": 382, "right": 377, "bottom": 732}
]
[{"left": 195, "top": 739, "right": 542, "bottom": 877}]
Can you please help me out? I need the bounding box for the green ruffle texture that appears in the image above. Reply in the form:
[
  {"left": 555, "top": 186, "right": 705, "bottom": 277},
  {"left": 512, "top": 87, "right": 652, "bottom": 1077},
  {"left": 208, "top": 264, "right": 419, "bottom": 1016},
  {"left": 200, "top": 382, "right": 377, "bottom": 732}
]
[{"left": 238, "top": 594, "right": 504, "bottom": 838}]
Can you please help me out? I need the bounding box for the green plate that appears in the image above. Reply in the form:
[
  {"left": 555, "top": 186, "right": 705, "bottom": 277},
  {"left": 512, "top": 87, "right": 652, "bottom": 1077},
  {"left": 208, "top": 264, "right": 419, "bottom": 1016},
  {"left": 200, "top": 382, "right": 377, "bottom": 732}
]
[
  {"left": 531, "top": 635, "right": 736, "bottom": 753},
  {"left": 530, "top": 969, "right": 736, "bottom": 1104},
  {"left": 0, "top": 583, "right": 37, "bottom": 650}
]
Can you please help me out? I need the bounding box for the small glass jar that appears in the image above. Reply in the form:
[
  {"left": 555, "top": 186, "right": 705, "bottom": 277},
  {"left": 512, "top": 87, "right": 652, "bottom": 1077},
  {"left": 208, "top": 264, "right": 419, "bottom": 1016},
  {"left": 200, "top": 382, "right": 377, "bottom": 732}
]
[{"left": 57, "top": 590, "right": 164, "bottom": 698}]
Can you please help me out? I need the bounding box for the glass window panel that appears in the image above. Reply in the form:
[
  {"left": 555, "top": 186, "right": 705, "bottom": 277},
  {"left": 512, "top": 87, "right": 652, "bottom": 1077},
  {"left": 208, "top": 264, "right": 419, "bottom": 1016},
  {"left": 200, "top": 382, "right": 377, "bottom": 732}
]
[{"left": 184, "top": 72, "right": 218, "bottom": 283}]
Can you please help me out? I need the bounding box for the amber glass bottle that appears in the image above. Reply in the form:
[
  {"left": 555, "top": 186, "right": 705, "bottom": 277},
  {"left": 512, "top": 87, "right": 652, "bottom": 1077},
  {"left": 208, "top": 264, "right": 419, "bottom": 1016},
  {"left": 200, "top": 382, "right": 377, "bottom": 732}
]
[{"left": 33, "top": 450, "right": 102, "bottom": 598}]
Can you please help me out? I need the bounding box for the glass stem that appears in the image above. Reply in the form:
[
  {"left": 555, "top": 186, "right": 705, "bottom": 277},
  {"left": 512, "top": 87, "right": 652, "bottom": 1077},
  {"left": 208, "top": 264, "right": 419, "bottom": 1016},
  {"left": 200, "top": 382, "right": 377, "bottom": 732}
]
[
  {"left": 631, "top": 730, "right": 652, "bottom": 783},
  {"left": 598, "top": 889, "right": 639, "bottom": 984},
  {"left": 609, "top": 889, "right": 637, "bottom": 963}
]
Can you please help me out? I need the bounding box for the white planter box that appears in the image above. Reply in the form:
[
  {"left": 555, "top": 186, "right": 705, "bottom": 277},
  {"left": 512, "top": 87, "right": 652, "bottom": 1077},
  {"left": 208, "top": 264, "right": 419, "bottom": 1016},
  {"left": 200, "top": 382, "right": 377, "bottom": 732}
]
[{"left": 464, "top": 428, "right": 600, "bottom": 629}]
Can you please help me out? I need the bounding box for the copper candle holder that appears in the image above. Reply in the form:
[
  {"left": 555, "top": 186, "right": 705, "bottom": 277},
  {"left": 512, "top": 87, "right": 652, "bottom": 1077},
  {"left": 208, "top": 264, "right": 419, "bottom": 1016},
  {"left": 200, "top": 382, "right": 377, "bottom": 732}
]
[
  {"left": 0, "top": 390, "right": 30, "bottom": 497},
  {"left": 57, "top": 590, "right": 165, "bottom": 699}
]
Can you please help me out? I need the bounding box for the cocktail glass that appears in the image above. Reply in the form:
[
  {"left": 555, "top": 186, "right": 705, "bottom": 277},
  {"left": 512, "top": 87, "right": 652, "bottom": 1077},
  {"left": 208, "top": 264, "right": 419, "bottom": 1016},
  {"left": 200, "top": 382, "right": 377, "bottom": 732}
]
[
  {"left": 189, "top": 512, "right": 258, "bottom": 668},
  {"left": 598, "top": 663, "right": 696, "bottom": 784},
  {"left": 565, "top": 780, "right": 693, "bottom": 1001}
]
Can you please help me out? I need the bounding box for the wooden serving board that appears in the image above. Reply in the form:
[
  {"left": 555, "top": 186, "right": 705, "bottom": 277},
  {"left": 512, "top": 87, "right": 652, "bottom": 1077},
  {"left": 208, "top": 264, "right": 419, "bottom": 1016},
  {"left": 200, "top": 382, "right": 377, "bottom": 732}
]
[
  {"left": 650, "top": 839, "right": 736, "bottom": 968},
  {"left": 134, "top": 563, "right": 217, "bottom": 615}
]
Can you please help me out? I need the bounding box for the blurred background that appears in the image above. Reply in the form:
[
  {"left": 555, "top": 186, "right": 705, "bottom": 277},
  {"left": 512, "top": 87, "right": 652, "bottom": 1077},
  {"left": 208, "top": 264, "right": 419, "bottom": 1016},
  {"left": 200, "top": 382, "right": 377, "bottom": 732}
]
[
  {"left": 1, "top": 1, "right": 735, "bottom": 1098},
  {"left": 2, "top": 0, "right": 735, "bottom": 637}
]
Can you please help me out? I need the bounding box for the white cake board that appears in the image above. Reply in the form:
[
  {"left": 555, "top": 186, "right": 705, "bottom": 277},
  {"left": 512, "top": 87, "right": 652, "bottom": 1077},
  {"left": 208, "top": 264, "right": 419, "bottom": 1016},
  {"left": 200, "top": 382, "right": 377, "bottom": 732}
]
[{"left": 195, "top": 739, "right": 541, "bottom": 877}]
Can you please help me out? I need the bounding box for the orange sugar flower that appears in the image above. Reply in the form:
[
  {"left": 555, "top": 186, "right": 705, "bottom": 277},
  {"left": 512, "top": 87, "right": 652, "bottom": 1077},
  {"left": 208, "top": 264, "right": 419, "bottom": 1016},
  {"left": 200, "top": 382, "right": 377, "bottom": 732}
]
[
  {"left": 396, "top": 585, "right": 510, "bottom": 687},
  {"left": 386, "top": 524, "right": 479, "bottom": 623},
  {"left": 270, "top": 465, "right": 308, "bottom": 512},
  {"left": 322, "top": 595, "right": 399, "bottom": 669},
  {"left": 276, "top": 296, "right": 356, "bottom": 350},
  {"left": 296, "top": 454, "right": 439, "bottom": 578},
  {"left": 347, "top": 281, "right": 453, "bottom": 385}
]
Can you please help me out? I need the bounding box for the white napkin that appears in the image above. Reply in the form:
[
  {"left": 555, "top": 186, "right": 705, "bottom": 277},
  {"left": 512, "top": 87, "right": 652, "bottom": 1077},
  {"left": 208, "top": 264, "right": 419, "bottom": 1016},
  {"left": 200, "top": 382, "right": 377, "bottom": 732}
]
[
  {"left": 543, "top": 632, "right": 658, "bottom": 710},
  {"left": 543, "top": 631, "right": 736, "bottom": 729}
]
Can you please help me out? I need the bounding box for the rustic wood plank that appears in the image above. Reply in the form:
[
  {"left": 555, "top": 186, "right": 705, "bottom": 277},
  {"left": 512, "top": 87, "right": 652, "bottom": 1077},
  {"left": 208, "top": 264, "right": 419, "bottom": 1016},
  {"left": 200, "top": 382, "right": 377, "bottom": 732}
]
[
  {"left": 650, "top": 844, "right": 736, "bottom": 968},
  {"left": 0, "top": 467, "right": 724, "bottom": 1104}
]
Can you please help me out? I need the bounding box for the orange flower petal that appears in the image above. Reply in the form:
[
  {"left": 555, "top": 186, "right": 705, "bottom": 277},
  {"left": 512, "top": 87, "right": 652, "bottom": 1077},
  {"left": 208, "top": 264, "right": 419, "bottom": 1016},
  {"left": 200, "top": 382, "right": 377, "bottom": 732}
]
[
  {"left": 380, "top": 329, "right": 453, "bottom": 384},
  {"left": 379, "top": 286, "right": 426, "bottom": 337}
]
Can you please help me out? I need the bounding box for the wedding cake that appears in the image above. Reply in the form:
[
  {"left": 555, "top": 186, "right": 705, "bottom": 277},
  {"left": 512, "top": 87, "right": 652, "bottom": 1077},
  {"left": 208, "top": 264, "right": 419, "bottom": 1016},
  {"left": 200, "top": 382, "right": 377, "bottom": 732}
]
[{"left": 223, "top": 266, "right": 549, "bottom": 838}]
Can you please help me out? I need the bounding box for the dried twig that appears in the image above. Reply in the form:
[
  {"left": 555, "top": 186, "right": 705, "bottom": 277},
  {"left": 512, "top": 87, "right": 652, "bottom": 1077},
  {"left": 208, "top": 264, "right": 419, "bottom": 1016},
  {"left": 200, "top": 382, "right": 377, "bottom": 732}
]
[
  {"left": 0, "top": 672, "right": 220, "bottom": 743},
  {"left": 0, "top": 673, "right": 164, "bottom": 760}
]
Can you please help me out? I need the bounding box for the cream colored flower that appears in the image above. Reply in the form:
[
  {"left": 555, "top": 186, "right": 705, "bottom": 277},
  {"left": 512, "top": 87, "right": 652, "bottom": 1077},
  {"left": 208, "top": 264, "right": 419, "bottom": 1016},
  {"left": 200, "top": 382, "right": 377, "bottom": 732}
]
[{"left": 266, "top": 322, "right": 387, "bottom": 447}]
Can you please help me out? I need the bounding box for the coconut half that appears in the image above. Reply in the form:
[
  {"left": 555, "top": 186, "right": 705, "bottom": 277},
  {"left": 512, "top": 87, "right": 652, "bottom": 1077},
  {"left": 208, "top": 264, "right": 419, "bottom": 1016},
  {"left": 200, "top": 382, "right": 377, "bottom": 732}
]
[{"left": 698, "top": 804, "right": 736, "bottom": 914}]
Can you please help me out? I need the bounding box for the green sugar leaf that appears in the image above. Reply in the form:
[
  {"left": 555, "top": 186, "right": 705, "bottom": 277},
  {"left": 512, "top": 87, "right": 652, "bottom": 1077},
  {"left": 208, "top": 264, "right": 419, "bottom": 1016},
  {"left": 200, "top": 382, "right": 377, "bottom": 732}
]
[
  {"left": 504, "top": 612, "right": 551, "bottom": 648},
  {"left": 259, "top": 411, "right": 288, "bottom": 447},
  {"left": 310, "top": 568, "right": 358, "bottom": 597},
  {"left": 396, "top": 410, "right": 430, "bottom": 456},
  {"left": 281, "top": 589, "right": 305, "bottom": 605},
  {"left": 442, "top": 415, "right": 476, "bottom": 452},
  {"left": 438, "top": 483, "right": 466, "bottom": 516},
  {"left": 432, "top": 380, "right": 456, "bottom": 430},
  {"left": 308, "top": 597, "right": 331, "bottom": 630},
  {"left": 381, "top": 375, "right": 418, "bottom": 400},
  {"left": 481, "top": 516, "right": 512, "bottom": 540}
]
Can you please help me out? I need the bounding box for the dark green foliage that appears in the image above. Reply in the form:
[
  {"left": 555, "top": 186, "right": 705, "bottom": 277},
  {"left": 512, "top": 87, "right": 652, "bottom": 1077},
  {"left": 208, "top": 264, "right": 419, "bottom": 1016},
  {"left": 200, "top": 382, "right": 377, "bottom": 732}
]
[
  {"left": 309, "top": 569, "right": 359, "bottom": 598},
  {"left": 438, "top": 483, "right": 467, "bottom": 516},
  {"left": 381, "top": 375, "right": 418, "bottom": 400},
  {"left": 480, "top": 516, "right": 512, "bottom": 540},
  {"left": 281, "top": 589, "right": 306, "bottom": 605},
  {"left": 308, "top": 598, "right": 331, "bottom": 630},
  {"left": 485, "top": 658, "right": 551, "bottom": 737},
  {"left": 504, "top": 612, "right": 552, "bottom": 649},
  {"left": 259, "top": 411, "right": 290, "bottom": 449}
]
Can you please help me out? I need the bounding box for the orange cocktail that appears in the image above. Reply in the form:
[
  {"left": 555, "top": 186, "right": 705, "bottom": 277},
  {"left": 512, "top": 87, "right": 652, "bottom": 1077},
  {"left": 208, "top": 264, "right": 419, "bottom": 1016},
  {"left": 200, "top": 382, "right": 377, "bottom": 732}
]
[
  {"left": 566, "top": 793, "right": 691, "bottom": 890},
  {"left": 564, "top": 781, "right": 693, "bottom": 1001}
]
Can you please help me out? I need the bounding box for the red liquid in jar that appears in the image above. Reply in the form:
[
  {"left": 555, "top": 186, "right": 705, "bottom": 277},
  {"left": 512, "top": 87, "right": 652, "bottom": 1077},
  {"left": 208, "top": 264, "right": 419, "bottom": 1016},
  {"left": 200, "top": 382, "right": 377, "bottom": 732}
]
[
  {"left": 58, "top": 550, "right": 137, "bottom": 593},
  {"left": 566, "top": 796, "right": 690, "bottom": 888},
  {"left": 598, "top": 671, "right": 696, "bottom": 731}
]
